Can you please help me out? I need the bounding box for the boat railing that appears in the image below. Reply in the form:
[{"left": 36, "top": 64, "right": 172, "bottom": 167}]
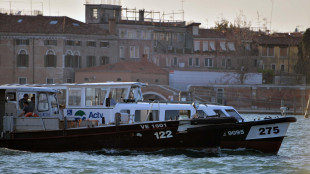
[{"left": 145, "top": 100, "right": 221, "bottom": 106}]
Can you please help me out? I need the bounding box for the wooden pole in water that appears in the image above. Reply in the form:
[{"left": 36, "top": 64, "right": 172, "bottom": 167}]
[{"left": 304, "top": 94, "right": 310, "bottom": 118}]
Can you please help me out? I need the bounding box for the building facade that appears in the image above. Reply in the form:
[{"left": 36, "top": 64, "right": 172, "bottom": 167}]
[
  {"left": 0, "top": 3, "right": 304, "bottom": 87},
  {"left": 254, "top": 33, "right": 302, "bottom": 73},
  {"left": 0, "top": 14, "right": 117, "bottom": 84}
]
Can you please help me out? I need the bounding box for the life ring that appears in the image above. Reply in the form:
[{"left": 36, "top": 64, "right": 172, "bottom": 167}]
[{"left": 25, "top": 112, "right": 39, "bottom": 117}]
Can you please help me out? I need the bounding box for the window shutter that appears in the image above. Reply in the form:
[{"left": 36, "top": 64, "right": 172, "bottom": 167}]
[
  {"left": 53, "top": 55, "right": 57, "bottom": 67},
  {"left": 78, "top": 56, "right": 81, "bottom": 68},
  {"left": 44, "top": 55, "right": 47, "bottom": 67},
  {"left": 17, "top": 55, "right": 21, "bottom": 67},
  {"left": 86, "top": 56, "right": 90, "bottom": 67},
  {"left": 25, "top": 55, "right": 29, "bottom": 67}
]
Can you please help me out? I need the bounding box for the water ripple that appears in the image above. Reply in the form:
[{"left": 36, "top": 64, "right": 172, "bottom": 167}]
[{"left": 0, "top": 115, "right": 309, "bottom": 174}]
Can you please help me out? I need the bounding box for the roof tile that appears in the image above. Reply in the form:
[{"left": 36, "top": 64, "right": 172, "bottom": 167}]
[{"left": 0, "top": 13, "right": 108, "bottom": 35}]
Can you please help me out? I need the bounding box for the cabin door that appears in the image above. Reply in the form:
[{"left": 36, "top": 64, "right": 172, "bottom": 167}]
[{"left": 0, "top": 89, "right": 5, "bottom": 132}]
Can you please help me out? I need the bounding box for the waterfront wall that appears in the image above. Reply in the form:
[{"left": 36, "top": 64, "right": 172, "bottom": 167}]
[{"left": 189, "top": 84, "right": 310, "bottom": 114}]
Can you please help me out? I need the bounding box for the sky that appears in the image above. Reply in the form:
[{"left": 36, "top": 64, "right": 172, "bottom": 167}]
[{"left": 1, "top": 0, "right": 309, "bottom": 32}]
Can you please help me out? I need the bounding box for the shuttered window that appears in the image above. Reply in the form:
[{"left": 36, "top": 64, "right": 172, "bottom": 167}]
[{"left": 17, "top": 50, "right": 29, "bottom": 67}]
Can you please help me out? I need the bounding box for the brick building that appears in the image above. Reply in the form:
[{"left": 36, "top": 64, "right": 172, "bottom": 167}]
[
  {"left": 0, "top": 2, "right": 305, "bottom": 89},
  {"left": 254, "top": 32, "right": 302, "bottom": 73},
  {"left": 75, "top": 55, "right": 169, "bottom": 85},
  {"left": 0, "top": 13, "right": 117, "bottom": 84}
]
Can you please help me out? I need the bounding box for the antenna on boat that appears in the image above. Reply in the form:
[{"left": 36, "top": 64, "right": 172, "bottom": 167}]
[
  {"left": 192, "top": 102, "right": 199, "bottom": 118},
  {"left": 146, "top": 100, "right": 159, "bottom": 121}
]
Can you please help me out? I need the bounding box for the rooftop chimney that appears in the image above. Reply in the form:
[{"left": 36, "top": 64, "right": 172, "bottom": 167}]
[
  {"left": 109, "top": 19, "right": 116, "bottom": 35},
  {"left": 139, "top": 9, "right": 145, "bottom": 22}
]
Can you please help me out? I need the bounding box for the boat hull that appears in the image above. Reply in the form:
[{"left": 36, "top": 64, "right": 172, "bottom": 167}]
[
  {"left": 221, "top": 117, "right": 296, "bottom": 153},
  {"left": 0, "top": 118, "right": 236, "bottom": 152}
]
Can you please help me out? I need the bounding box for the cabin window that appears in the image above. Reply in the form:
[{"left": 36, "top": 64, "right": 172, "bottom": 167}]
[
  {"left": 225, "top": 109, "right": 243, "bottom": 121},
  {"left": 213, "top": 110, "right": 226, "bottom": 117},
  {"left": 50, "top": 94, "right": 59, "bottom": 115},
  {"left": 85, "top": 88, "right": 107, "bottom": 106},
  {"left": 56, "top": 89, "right": 66, "bottom": 106},
  {"left": 18, "top": 93, "right": 35, "bottom": 109},
  {"left": 6, "top": 92, "right": 16, "bottom": 101},
  {"left": 68, "top": 88, "right": 81, "bottom": 106},
  {"left": 197, "top": 110, "right": 208, "bottom": 118},
  {"left": 135, "top": 110, "right": 159, "bottom": 122},
  {"left": 109, "top": 88, "right": 128, "bottom": 103},
  {"left": 38, "top": 93, "right": 49, "bottom": 111},
  {"left": 165, "top": 110, "right": 190, "bottom": 120}
]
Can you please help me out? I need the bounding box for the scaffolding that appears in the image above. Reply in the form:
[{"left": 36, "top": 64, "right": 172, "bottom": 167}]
[
  {"left": 85, "top": 0, "right": 121, "bottom": 5},
  {"left": 121, "top": 7, "right": 184, "bottom": 24}
]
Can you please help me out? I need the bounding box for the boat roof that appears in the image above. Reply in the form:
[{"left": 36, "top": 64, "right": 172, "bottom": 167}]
[
  {"left": 204, "top": 104, "right": 235, "bottom": 109},
  {"left": 0, "top": 85, "right": 58, "bottom": 93},
  {"left": 31, "top": 82, "right": 147, "bottom": 88}
]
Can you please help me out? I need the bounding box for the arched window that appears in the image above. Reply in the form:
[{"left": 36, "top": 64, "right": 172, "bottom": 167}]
[
  {"left": 45, "top": 50, "right": 57, "bottom": 67},
  {"left": 17, "top": 50, "right": 29, "bottom": 67},
  {"left": 65, "top": 51, "right": 80, "bottom": 68}
]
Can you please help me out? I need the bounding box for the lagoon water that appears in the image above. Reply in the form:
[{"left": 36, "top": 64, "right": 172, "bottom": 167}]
[{"left": 0, "top": 114, "right": 309, "bottom": 174}]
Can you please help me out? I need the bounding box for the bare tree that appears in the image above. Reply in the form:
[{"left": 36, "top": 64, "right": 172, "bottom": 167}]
[{"left": 214, "top": 12, "right": 258, "bottom": 84}]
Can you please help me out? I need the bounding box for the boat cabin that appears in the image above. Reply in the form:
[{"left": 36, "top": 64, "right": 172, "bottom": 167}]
[
  {"left": 197, "top": 104, "right": 244, "bottom": 122},
  {"left": 0, "top": 85, "right": 61, "bottom": 133},
  {"left": 39, "top": 82, "right": 145, "bottom": 108}
]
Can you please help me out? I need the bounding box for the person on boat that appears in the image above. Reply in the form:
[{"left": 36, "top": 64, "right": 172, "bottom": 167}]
[
  {"left": 110, "top": 95, "right": 117, "bottom": 106},
  {"left": 29, "top": 96, "right": 35, "bottom": 111},
  {"left": 19, "top": 94, "right": 29, "bottom": 109},
  {"left": 19, "top": 101, "right": 32, "bottom": 117},
  {"left": 106, "top": 93, "right": 117, "bottom": 107}
]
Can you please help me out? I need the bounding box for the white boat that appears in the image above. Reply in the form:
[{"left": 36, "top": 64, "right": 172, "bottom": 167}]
[
  {"left": 0, "top": 84, "right": 236, "bottom": 152},
  {"left": 196, "top": 104, "right": 296, "bottom": 153},
  {"left": 49, "top": 82, "right": 295, "bottom": 154},
  {"left": 5, "top": 82, "right": 296, "bottom": 154}
]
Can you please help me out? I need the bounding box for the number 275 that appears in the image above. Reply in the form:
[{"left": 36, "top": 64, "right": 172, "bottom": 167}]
[{"left": 259, "top": 126, "right": 280, "bottom": 135}]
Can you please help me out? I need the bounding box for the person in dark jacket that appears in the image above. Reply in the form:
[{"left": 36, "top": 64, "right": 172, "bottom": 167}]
[
  {"left": 19, "top": 94, "right": 29, "bottom": 109},
  {"left": 19, "top": 101, "right": 32, "bottom": 117}
]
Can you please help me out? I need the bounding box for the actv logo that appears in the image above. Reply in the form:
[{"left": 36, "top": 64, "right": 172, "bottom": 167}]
[{"left": 74, "top": 110, "right": 87, "bottom": 120}]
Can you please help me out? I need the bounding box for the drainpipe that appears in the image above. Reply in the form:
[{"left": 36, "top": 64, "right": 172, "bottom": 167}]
[
  {"left": 32, "top": 38, "right": 35, "bottom": 83},
  {"left": 13, "top": 39, "right": 16, "bottom": 83}
]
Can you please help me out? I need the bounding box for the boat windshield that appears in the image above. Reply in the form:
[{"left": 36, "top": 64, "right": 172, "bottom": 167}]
[
  {"left": 197, "top": 110, "right": 208, "bottom": 118},
  {"left": 165, "top": 110, "right": 190, "bottom": 120},
  {"left": 225, "top": 109, "right": 243, "bottom": 121}
]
